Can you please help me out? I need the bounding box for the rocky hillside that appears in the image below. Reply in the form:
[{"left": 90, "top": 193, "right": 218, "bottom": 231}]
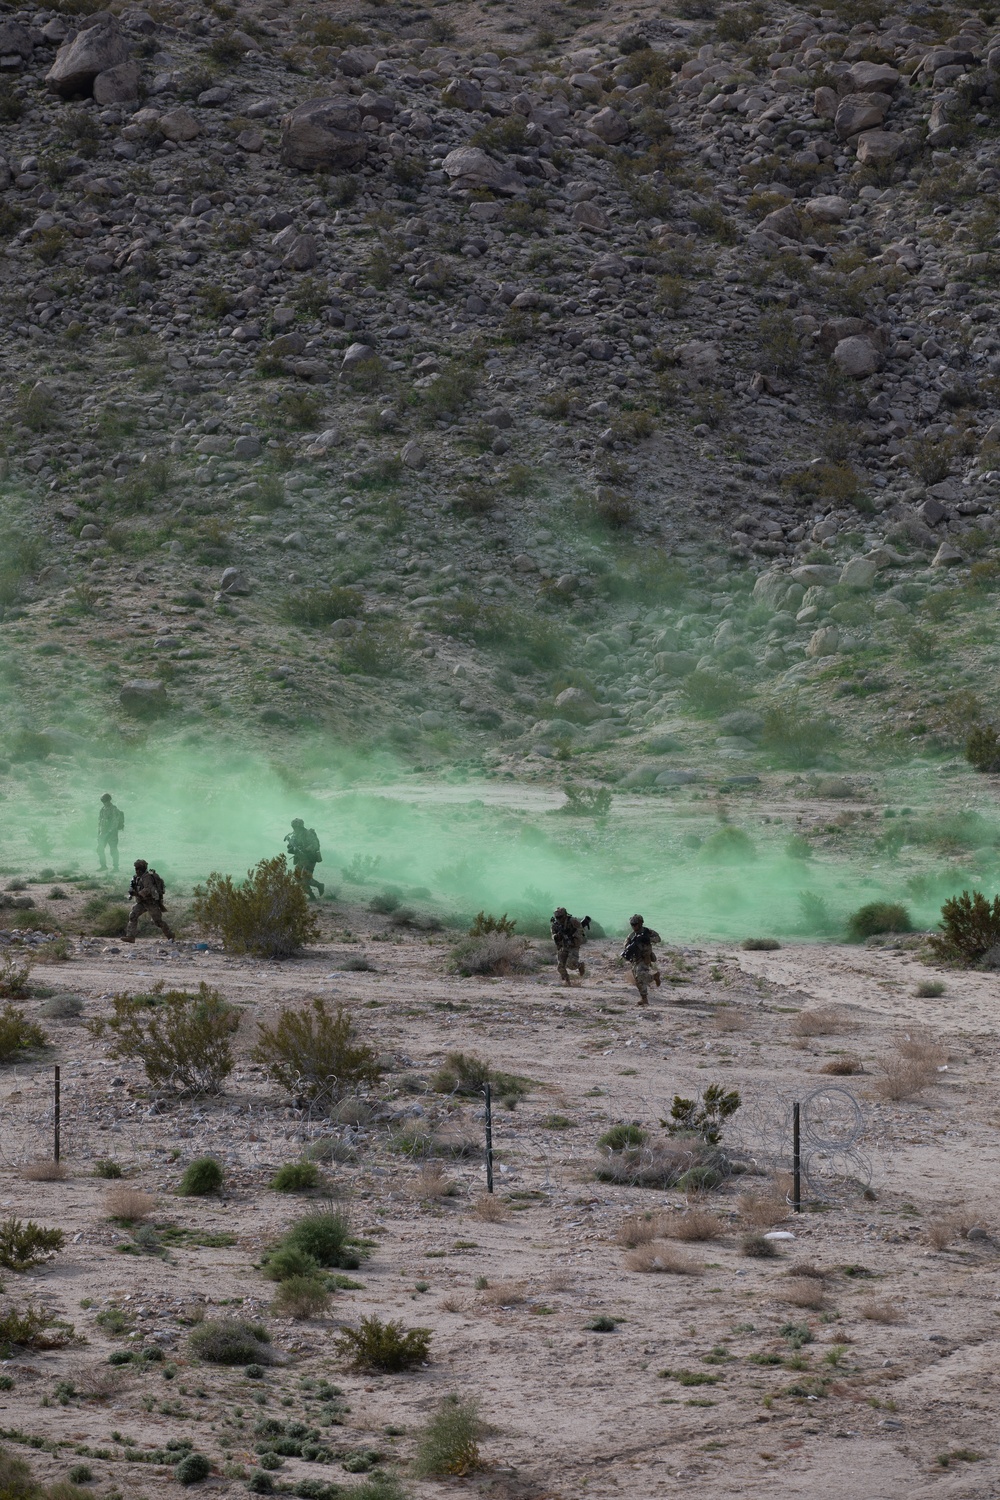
[{"left": 1, "top": 0, "right": 1000, "bottom": 781}]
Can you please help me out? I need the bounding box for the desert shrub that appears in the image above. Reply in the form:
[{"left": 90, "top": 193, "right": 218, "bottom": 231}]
[
  {"left": 178, "top": 1157, "right": 224, "bottom": 1196},
  {"left": 339, "top": 621, "right": 406, "bottom": 677},
  {"left": 596, "top": 1138, "right": 707, "bottom": 1190},
  {"left": 432, "top": 1050, "right": 528, "bottom": 1107},
  {"left": 738, "top": 1186, "right": 787, "bottom": 1227},
  {"left": 413, "top": 1395, "right": 483, "bottom": 1478},
  {"left": 468, "top": 911, "right": 516, "bottom": 936},
  {"left": 193, "top": 856, "right": 320, "bottom": 959},
  {"left": 916, "top": 979, "right": 946, "bottom": 998},
  {"left": 660, "top": 1209, "right": 722, "bottom": 1241},
  {"left": 281, "top": 1211, "right": 360, "bottom": 1270},
  {"left": 189, "top": 1318, "right": 274, "bottom": 1365},
  {"left": 742, "top": 1233, "right": 780, "bottom": 1258},
  {"left": 271, "top": 1161, "right": 320, "bottom": 1193},
  {"left": 271, "top": 1275, "right": 330, "bottom": 1320},
  {"left": 798, "top": 890, "right": 838, "bottom": 934},
  {"left": 81, "top": 899, "right": 128, "bottom": 937},
  {"left": 335, "top": 1315, "right": 430, "bottom": 1372},
  {"left": 0, "top": 1217, "right": 64, "bottom": 1271},
  {"left": 860, "top": 1299, "right": 903, "bottom": 1323},
  {"left": 666, "top": 1084, "right": 741, "bottom": 1146},
  {"left": 260, "top": 1245, "right": 321, "bottom": 1283},
  {"left": 0, "top": 951, "right": 33, "bottom": 1000},
  {"left": 760, "top": 704, "right": 833, "bottom": 768},
  {"left": 252, "top": 998, "right": 380, "bottom": 1104},
  {"left": 742, "top": 937, "right": 780, "bottom": 951},
  {"left": 21, "top": 1160, "right": 67, "bottom": 1182},
  {"left": 820, "top": 1053, "right": 863, "bottom": 1075},
  {"left": 93, "top": 1159, "right": 123, "bottom": 1179},
  {"left": 38, "top": 994, "right": 83, "bottom": 1019},
  {"left": 0, "top": 1304, "right": 72, "bottom": 1356},
  {"left": 0, "top": 1005, "right": 46, "bottom": 1061},
  {"left": 89, "top": 983, "right": 239, "bottom": 1094},
  {"left": 790, "top": 1005, "right": 848, "bottom": 1037},
  {"left": 105, "top": 1186, "right": 154, "bottom": 1221},
  {"left": 280, "top": 588, "right": 363, "bottom": 628},
  {"left": 702, "top": 826, "right": 755, "bottom": 863},
  {"left": 448, "top": 933, "right": 536, "bottom": 977},
  {"left": 965, "top": 724, "right": 1000, "bottom": 772},
  {"left": 598, "top": 1123, "right": 647, "bottom": 1151},
  {"left": 175, "top": 1453, "right": 211, "bottom": 1486},
  {"left": 783, "top": 1276, "right": 826, "bottom": 1310},
  {"left": 559, "top": 784, "right": 612, "bottom": 818},
  {"left": 846, "top": 902, "right": 912, "bottom": 942},
  {"left": 681, "top": 670, "right": 744, "bottom": 715},
  {"left": 874, "top": 1053, "right": 938, "bottom": 1101},
  {"left": 928, "top": 889, "right": 1000, "bottom": 966},
  {"left": 625, "top": 1243, "right": 702, "bottom": 1274}
]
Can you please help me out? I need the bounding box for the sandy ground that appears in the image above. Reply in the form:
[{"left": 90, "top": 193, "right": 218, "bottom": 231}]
[{"left": 0, "top": 912, "right": 998, "bottom": 1500}]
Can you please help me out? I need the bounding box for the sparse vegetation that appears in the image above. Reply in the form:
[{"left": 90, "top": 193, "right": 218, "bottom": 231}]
[
  {"left": 193, "top": 857, "right": 320, "bottom": 959},
  {"left": 929, "top": 889, "right": 1000, "bottom": 966},
  {"left": 89, "top": 984, "right": 239, "bottom": 1095},
  {"left": 271, "top": 1275, "right": 330, "bottom": 1320},
  {"left": 335, "top": 1315, "right": 431, "bottom": 1372},
  {"left": 188, "top": 1318, "right": 274, "bottom": 1365},
  {"left": 413, "top": 1395, "right": 484, "bottom": 1477},
  {"left": 252, "top": 999, "right": 381, "bottom": 1104},
  {"left": 0, "top": 1006, "right": 46, "bottom": 1062},
  {"left": 448, "top": 933, "right": 536, "bottom": 978},
  {"left": 178, "top": 1157, "right": 224, "bottom": 1196},
  {"left": 0, "top": 1217, "right": 64, "bottom": 1271},
  {"left": 270, "top": 1160, "right": 320, "bottom": 1193},
  {"left": 846, "top": 902, "right": 912, "bottom": 942}
]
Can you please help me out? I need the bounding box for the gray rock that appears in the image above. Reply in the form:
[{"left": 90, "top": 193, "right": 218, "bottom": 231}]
[
  {"left": 918, "top": 497, "right": 948, "bottom": 526},
  {"left": 790, "top": 564, "right": 840, "bottom": 587},
  {"left": 833, "top": 335, "right": 881, "bottom": 378},
  {"left": 835, "top": 92, "right": 891, "bottom": 139},
  {"left": 158, "top": 107, "right": 200, "bottom": 142},
  {"left": 0, "top": 20, "right": 32, "bottom": 59},
  {"left": 840, "top": 557, "right": 877, "bottom": 589},
  {"left": 282, "top": 233, "right": 318, "bottom": 271},
  {"left": 806, "top": 625, "right": 840, "bottom": 657},
  {"left": 46, "top": 16, "right": 131, "bottom": 98},
  {"left": 848, "top": 61, "right": 900, "bottom": 91},
  {"left": 341, "top": 342, "right": 379, "bottom": 372},
  {"left": 856, "top": 129, "right": 905, "bottom": 164},
  {"left": 234, "top": 435, "right": 261, "bottom": 460},
  {"left": 931, "top": 542, "right": 964, "bottom": 567},
  {"left": 441, "top": 146, "right": 523, "bottom": 196},
  {"left": 219, "top": 567, "right": 250, "bottom": 595},
  {"left": 655, "top": 769, "right": 699, "bottom": 786},
  {"left": 93, "top": 60, "right": 140, "bottom": 105},
  {"left": 442, "top": 77, "right": 482, "bottom": 110},
  {"left": 419, "top": 710, "right": 446, "bottom": 730},
  {"left": 719, "top": 710, "right": 764, "bottom": 737},
  {"left": 804, "top": 194, "right": 850, "bottom": 223},
  {"left": 281, "top": 96, "right": 367, "bottom": 171},
  {"left": 401, "top": 439, "right": 426, "bottom": 469},
  {"left": 653, "top": 651, "right": 698, "bottom": 677},
  {"left": 120, "top": 679, "right": 168, "bottom": 715},
  {"left": 572, "top": 200, "right": 610, "bottom": 231},
  {"left": 554, "top": 686, "right": 602, "bottom": 721},
  {"left": 588, "top": 106, "right": 629, "bottom": 144},
  {"left": 759, "top": 203, "right": 801, "bottom": 239}
]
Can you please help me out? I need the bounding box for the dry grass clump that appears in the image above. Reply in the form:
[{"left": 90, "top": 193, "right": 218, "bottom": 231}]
[
  {"left": 896, "top": 1028, "right": 947, "bottom": 1067},
  {"left": 738, "top": 1186, "right": 788, "bottom": 1227},
  {"left": 478, "top": 1280, "right": 527, "bottom": 1307},
  {"left": 873, "top": 1051, "right": 939, "bottom": 1102},
  {"left": 660, "top": 1208, "right": 723, "bottom": 1242},
  {"left": 617, "top": 1213, "right": 658, "bottom": 1248},
  {"left": 782, "top": 1277, "right": 827, "bottom": 1310},
  {"left": 860, "top": 1299, "right": 904, "bottom": 1324},
  {"left": 741, "top": 1233, "right": 780, "bottom": 1258},
  {"left": 21, "top": 1160, "right": 67, "bottom": 1182},
  {"left": 104, "top": 1187, "right": 155, "bottom": 1222},
  {"left": 624, "top": 1242, "right": 703, "bottom": 1275},
  {"left": 416, "top": 1162, "right": 459, "bottom": 1200},
  {"left": 791, "top": 1006, "right": 851, "bottom": 1037},
  {"left": 472, "top": 1193, "right": 508, "bottom": 1223},
  {"left": 712, "top": 1005, "right": 750, "bottom": 1034},
  {"left": 926, "top": 1217, "right": 956, "bottom": 1251},
  {"left": 820, "top": 1053, "right": 864, "bottom": 1075},
  {"left": 596, "top": 1139, "right": 705, "bottom": 1190}
]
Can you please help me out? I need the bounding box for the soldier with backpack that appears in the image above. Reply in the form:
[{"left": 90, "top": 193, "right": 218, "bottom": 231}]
[
  {"left": 97, "top": 792, "right": 125, "bottom": 873},
  {"left": 284, "top": 818, "right": 324, "bottom": 900},
  {"left": 622, "top": 913, "right": 661, "bottom": 1006},
  {"left": 123, "top": 859, "right": 174, "bottom": 943},
  {"left": 550, "top": 907, "right": 590, "bottom": 985}
]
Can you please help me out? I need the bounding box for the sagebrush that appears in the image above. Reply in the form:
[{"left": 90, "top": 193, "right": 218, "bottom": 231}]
[
  {"left": 193, "top": 855, "right": 320, "bottom": 959},
  {"left": 335, "top": 1315, "right": 430, "bottom": 1372},
  {"left": 0, "top": 1005, "right": 46, "bottom": 1062},
  {"left": 929, "top": 889, "right": 1000, "bottom": 966},
  {"left": 0, "top": 1217, "right": 64, "bottom": 1271},
  {"left": 89, "top": 983, "right": 239, "bottom": 1094},
  {"left": 252, "top": 999, "right": 380, "bottom": 1104},
  {"left": 189, "top": 1318, "right": 274, "bottom": 1365},
  {"left": 413, "top": 1394, "right": 484, "bottom": 1478}
]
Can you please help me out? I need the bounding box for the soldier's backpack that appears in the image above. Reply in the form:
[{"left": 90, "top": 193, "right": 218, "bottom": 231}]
[
  {"left": 146, "top": 869, "right": 166, "bottom": 902},
  {"left": 304, "top": 828, "right": 322, "bottom": 863},
  {"left": 116, "top": 808, "right": 125, "bottom": 832}
]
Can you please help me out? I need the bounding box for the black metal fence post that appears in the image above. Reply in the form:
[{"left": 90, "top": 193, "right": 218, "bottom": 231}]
[
  {"left": 484, "top": 1082, "right": 494, "bottom": 1194},
  {"left": 54, "top": 1066, "right": 61, "bottom": 1164},
  {"left": 792, "top": 1100, "right": 801, "bottom": 1213}
]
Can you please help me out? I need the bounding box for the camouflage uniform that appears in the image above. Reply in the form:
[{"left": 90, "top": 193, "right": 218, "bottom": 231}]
[
  {"left": 550, "top": 907, "right": 587, "bottom": 984},
  {"left": 622, "top": 915, "right": 661, "bottom": 1006},
  {"left": 285, "top": 819, "right": 324, "bottom": 899},
  {"left": 97, "top": 794, "right": 124, "bottom": 872},
  {"left": 124, "top": 861, "right": 174, "bottom": 942}
]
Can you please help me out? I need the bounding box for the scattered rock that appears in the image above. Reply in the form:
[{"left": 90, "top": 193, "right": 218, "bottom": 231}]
[
  {"left": 281, "top": 97, "right": 367, "bottom": 171},
  {"left": 46, "top": 16, "right": 131, "bottom": 98}
]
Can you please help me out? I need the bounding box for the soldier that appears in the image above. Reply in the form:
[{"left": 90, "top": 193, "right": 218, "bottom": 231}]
[
  {"left": 284, "top": 818, "right": 324, "bottom": 899},
  {"left": 97, "top": 792, "right": 124, "bottom": 873},
  {"left": 550, "top": 906, "right": 590, "bottom": 985},
  {"left": 622, "top": 913, "right": 661, "bottom": 1007},
  {"left": 123, "top": 859, "right": 174, "bottom": 943}
]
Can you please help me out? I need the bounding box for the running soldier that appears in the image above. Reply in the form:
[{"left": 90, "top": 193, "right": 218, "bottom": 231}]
[
  {"left": 550, "top": 907, "right": 590, "bottom": 985},
  {"left": 97, "top": 792, "right": 124, "bottom": 873},
  {"left": 622, "top": 913, "right": 661, "bottom": 1006},
  {"left": 123, "top": 859, "right": 174, "bottom": 943},
  {"left": 284, "top": 818, "right": 324, "bottom": 899}
]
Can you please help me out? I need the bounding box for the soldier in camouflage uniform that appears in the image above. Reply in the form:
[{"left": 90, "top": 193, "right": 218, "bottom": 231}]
[
  {"left": 622, "top": 913, "right": 661, "bottom": 1006},
  {"left": 97, "top": 792, "right": 124, "bottom": 873},
  {"left": 123, "top": 859, "right": 174, "bottom": 943},
  {"left": 550, "top": 907, "right": 590, "bottom": 985},
  {"left": 284, "top": 818, "right": 324, "bottom": 900}
]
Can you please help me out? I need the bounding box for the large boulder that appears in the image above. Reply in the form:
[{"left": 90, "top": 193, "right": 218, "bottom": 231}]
[
  {"left": 855, "top": 129, "right": 905, "bottom": 164},
  {"left": 92, "top": 60, "right": 139, "bottom": 104},
  {"left": 587, "top": 106, "right": 628, "bottom": 143},
  {"left": 848, "top": 61, "right": 900, "bottom": 91},
  {"left": 158, "top": 106, "right": 200, "bottom": 142},
  {"left": 441, "top": 146, "right": 523, "bottom": 195},
  {"left": 804, "top": 194, "right": 851, "bottom": 223},
  {"left": 806, "top": 625, "right": 841, "bottom": 658},
  {"left": 120, "top": 679, "right": 168, "bottom": 716},
  {"left": 759, "top": 203, "right": 801, "bottom": 239},
  {"left": 46, "top": 15, "right": 131, "bottom": 97},
  {"left": 835, "top": 91, "right": 892, "bottom": 139},
  {"left": 442, "top": 77, "right": 482, "bottom": 111},
  {"left": 833, "top": 335, "right": 881, "bottom": 378},
  {"left": 840, "top": 557, "right": 878, "bottom": 590},
  {"left": 281, "top": 97, "right": 367, "bottom": 171}
]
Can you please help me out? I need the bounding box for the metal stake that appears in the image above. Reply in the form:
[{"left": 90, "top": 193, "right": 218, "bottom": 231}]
[
  {"left": 484, "top": 1082, "right": 494, "bottom": 1194},
  {"left": 792, "top": 1099, "right": 801, "bottom": 1213},
  {"left": 54, "top": 1065, "right": 61, "bottom": 1164}
]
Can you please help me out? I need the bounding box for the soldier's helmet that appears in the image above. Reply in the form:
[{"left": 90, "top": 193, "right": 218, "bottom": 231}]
[
  {"left": 101, "top": 792, "right": 112, "bottom": 803},
  {"left": 134, "top": 859, "right": 148, "bottom": 872},
  {"left": 291, "top": 818, "right": 304, "bottom": 829},
  {"left": 629, "top": 913, "right": 643, "bottom": 929},
  {"left": 553, "top": 906, "right": 567, "bottom": 918}
]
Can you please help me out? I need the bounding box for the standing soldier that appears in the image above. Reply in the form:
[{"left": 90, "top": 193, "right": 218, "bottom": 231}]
[
  {"left": 97, "top": 792, "right": 124, "bottom": 873},
  {"left": 123, "top": 859, "right": 174, "bottom": 943},
  {"left": 284, "top": 818, "right": 324, "bottom": 899},
  {"left": 550, "top": 907, "right": 590, "bottom": 985},
  {"left": 622, "top": 913, "right": 661, "bottom": 1007}
]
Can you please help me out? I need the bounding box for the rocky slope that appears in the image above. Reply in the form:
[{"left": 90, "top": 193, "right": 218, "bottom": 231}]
[{"left": 1, "top": 0, "right": 1000, "bottom": 781}]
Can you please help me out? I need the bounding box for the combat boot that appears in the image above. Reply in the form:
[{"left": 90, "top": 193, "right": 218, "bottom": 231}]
[
  {"left": 578, "top": 962, "right": 586, "bottom": 977},
  {"left": 653, "top": 971, "right": 661, "bottom": 987},
  {"left": 122, "top": 935, "right": 135, "bottom": 944}
]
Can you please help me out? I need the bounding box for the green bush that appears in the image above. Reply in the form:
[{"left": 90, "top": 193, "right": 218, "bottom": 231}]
[
  {"left": 81, "top": 899, "right": 128, "bottom": 937},
  {"left": 280, "top": 588, "right": 363, "bottom": 628},
  {"left": 598, "top": 1123, "right": 647, "bottom": 1150},
  {"left": 0, "top": 1005, "right": 46, "bottom": 1062},
  {"left": 0, "top": 1448, "right": 93, "bottom": 1500},
  {"left": 431, "top": 1050, "right": 529, "bottom": 1106},
  {"left": 251, "top": 998, "right": 380, "bottom": 1104},
  {"left": 270, "top": 1161, "right": 320, "bottom": 1193},
  {"left": 188, "top": 1318, "right": 274, "bottom": 1365},
  {"left": 846, "top": 902, "right": 912, "bottom": 942},
  {"left": 702, "top": 827, "right": 756, "bottom": 863},
  {"left": 0, "top": 1217, "right": 64, "bottom": 1271},
  {"left": 260, "top": 1244, "right": 322, "bottom": 1283},
  {"left": 335, "top": 1315, "right": 430, "bottom": 1372},
  {"left": 760, "top": 704, "right": 834, "bottom": 768},
  {"left": 89, "top": 983, "right": 239, "bottom": 1094},
  {"left": 178, "top": 1157, "right": 224, "bottom": 1196},
  {"left": 928, "top": 889, "right": 1000, "bottom": 966},
  {"left": 271, "top": 1275, "right": 330, "bottom": 1319},
  {"left": 193, "top": 856, "right": 320, "bottom": 959},
  {"left": 0, "top": 951, "right": 34, "bottom": 1000},
  {"left": 93, "top": 1159, "right": 123, "bottom": 1179},
  {"left": 966, "top": 724, "right": 1000, "bottom": 773},
  {"left": 681, "top": 671, "right": 744, "bottom": 716},
  {"left": 413, "top": 1394, "right": 483, "bottom": 1478},
  {"left": 281, "top": 1211, "right": 359, "bottom": 1270},
  {"left": 468, "top": 911, "right": 515, "bottom": 936},
  {"left": 175, "top": 1453, "right": 211, "bottom": 1486},
  {"left": 666, "top": 1084, "right": 741, "bottom": 1146}
]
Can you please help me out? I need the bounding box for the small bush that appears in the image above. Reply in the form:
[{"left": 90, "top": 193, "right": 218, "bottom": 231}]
[
  {"left": 702, "top": 827, "right": 755, "bottom": 864},
  {"left": 260, "top": 1245, "right": 321, "bottom": 1284},
  {"left": 0, "top": 952, "right": 33, "bottom": 1000},
  {"left": 175, "top": 1452, "right": 211, "bottom": 1486},
  {"left": 448, "top": 934, "right": 536, "bottom": 977},
  {"left": 738, "top": 1188, "right": 787, "bottom": 1228},
  {"left": 820, "top": 1054, "right": 863, "bottom": 1075},
  {"left": 0, "top": 1304, "right": 71, "bottom": 1354},
  {"left": 660, "top": 1209, "right": 723, "bottom": 1241},
  {"left": 282, "top": 1211, "right": 359, "bottom": 1270},
  {"left": 280, "top": 588, "right": 363, "bottom": 628},
  {"left": 790, "top": 1006, "right": 847, "bottom": 1037},
  {"left": 666, "top": 1084, "right": 741, "bottom": 1146},
  {"left": 194, "top": 856, "right": 320, "bottom": 959},
  {"left": 468, "top": 911, "right": 516, "bottom": 937},
  {"left": 252, "top": 998, "right": 380, "bottom": 1104},
  {"left": 21, "top": 1160, "right": 67, "bottom": 1182},
  {"left": 929, "top": 889, "right": 1000, "bottom": 966},
  {"left": 89, "top": 984, "right": 239, "bottom": 1094},
  {"left": 596, "top": 1140, "right": 707, "bottom": 1190},
  {"left": 742, "top": 1233, "right": 780, "bottom": 1258},
  {"left": 39, "top": 994, "right": 84, "bottom": 1019},
  {"left": 598, "top": 1123, "right": 647, "bottom": 1151},
  {"left": 335, "top": 1315, "right": 430, "bottom": 1372},
  {"left": 846, "top": 902, "right": 912, "bottom": 942},
  {"left": 413, "top": 1395, "right": 483, "bottom": 1478},
  {"left": 68, "top": 1464, "right": 93, "bottom": 1483},
  {"left": 874, "top": 1054, "right": 937, "bottom": 1101},
  {"left": 783, "top": 1276, "right": 826, "bottom": 1310},
  {"left": 270, "top": 1161, "right": 320, "bottom": 1193},
  {"left": 0, "top": 1217, "right": 64, "bottom": 1271},
  {"left": 271, "top": 1275, "right": 330, "bottom": 1320},
  {"left": 431, "top": 1050, "right": 528, "bottom": 1107},
  {"left": 966, "top": 724, "right": 1000, "bottom": 773},
  {"left": 178, "top": 1157, "right": 224, "bottom": 1196},
  {"left": 916, "top": 979, "right": 946, "bottom": 998},
  {"left": 625, "top": 1242, "right": 702, "bottom": 1275},
  {"left": 742, "top": 937, "right": 780, "bottom": 951},
  {"left": 760, "top": 704, "right": 833, "bottom": 768},
  {"left": 104, "top": 1187, "right": 154, "bottom": 1221},
  {"left": 188, "top": 1318, "right": 274, "bottom": 1366},
  {"left": 93, "top": 1159, "right": 123, "bottom": 1179},
  {"left": 681, "top": 671, "right": 744, "bottom": 716},
  {"left": 0, "top": 1005, "right": 46, "bottom": 1062}
]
